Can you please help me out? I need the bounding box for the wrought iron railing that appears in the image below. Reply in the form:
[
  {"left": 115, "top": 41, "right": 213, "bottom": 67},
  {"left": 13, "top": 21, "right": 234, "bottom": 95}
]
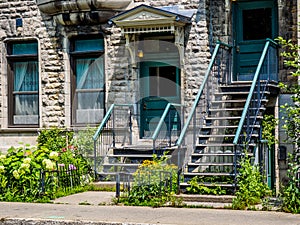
[
  {"left": 115, "top": 170, "right": 174, "bottom": 201},
  {"left": 176, "top": 42, "right": 233, "bottom": 169},
  {"left": 92, "top": 104, "right": 134, "bottom": 176},
  {"left": 40, "top": 164, "right": 86, "bottom": 194},
  {"left": 151, "top": 103, "right": 185, "bottom": 154},
  {"left": 233, "top": 39, "right": 279, "bottom": 150}
]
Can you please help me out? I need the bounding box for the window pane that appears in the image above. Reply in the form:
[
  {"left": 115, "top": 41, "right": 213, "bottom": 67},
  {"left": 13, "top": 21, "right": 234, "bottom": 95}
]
[
  {"left": 159, "top": 66, "right": 177, "bottom": 97},
  {"left": 14, "top": 62, "right": 38, "bottom": 92},
  {"left": 243, "top": 8, "right": 272, "bottom": 41},
  {"left": 12, "top": 42, "right": 38, "bottom": 55},
  {"left": 74, "top": 39, "right": 104, "bottom": 52},
  {"left": 77, "top": 92, "right": 104, "bottom": 109},
  {"left": 14, "top": 94, "right": 38, "bottom": 116},
  {"left": 149, "top": 66, "right": 177, "bottom": 97},
  {"left": 76, "top": 57, "right": 104, "bottom": 90}
]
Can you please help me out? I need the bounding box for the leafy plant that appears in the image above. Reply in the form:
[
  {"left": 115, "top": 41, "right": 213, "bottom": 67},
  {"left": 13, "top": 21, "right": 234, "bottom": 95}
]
[
  {"left": 276, "top": 36, "right": 300, "bottom": 213},
  {"left": 118, "top": 154, "right": 180, "bottom": 207},
  {"left": 0, "top": 127, "right": 93, "bottom": 203},
  {"left": 186, "top": 176, "right": 227, "bottom": 195},
  {"left": 281, "top": 154, "right": 300, "bottom": 213},
  {"left": 262, "top": 114, "right": 278, "bottom": 148},
  {"left": 232, "top": 153, "right": 271, "bottom": 210}
]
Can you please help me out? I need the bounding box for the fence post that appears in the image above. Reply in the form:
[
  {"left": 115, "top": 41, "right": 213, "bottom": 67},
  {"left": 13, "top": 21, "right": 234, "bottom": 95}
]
[
  {"left": 40, "top": 170, "right": 45, "bottom": 193},
  {"left": 116, "top": 173, "right": 120, "bottom": 199}
]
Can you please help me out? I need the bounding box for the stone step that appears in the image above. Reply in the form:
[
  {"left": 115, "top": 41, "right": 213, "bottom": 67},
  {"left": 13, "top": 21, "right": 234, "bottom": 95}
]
[
  {"left": 180, "top": 182, "right": 236, "bottom": 188},
  {"left": 107, "top": 154, "right": 154, "bottom": 158},
  {"left": 187, "top": 162, "right": 234, "bottom": 166},
  {"left": 177, "top": 194, "right": 235, "bottom": 203},
  {"left": 191, "top": 153, "right": 236, "bottom": 156}
]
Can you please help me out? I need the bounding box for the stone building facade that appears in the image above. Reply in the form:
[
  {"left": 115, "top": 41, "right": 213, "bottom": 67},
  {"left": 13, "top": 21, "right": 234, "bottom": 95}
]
[{"left": 0, "top": 0, "right": 299, "bottom": 189}]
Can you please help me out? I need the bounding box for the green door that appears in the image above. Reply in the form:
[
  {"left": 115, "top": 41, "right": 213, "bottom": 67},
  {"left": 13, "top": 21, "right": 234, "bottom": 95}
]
[
  {"left": 233, "top": 0, "right": 277, "bottom": 81},
  {"left": 140, "top": 62, "right": 181, "bottom": 138}
]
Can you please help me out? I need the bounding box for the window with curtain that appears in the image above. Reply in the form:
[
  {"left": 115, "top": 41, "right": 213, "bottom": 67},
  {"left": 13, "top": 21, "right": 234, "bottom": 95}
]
[
  {"left": 70, "top": 37, "right": 105, "bottom": 125},
  {"left": 7, "top": 41, "right": 39, "bottom": 126}
]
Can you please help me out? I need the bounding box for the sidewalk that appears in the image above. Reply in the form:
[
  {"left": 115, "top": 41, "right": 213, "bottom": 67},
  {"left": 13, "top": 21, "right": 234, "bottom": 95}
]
[{"left": 0, "top": 191, "right": 299, "bottom": 225}]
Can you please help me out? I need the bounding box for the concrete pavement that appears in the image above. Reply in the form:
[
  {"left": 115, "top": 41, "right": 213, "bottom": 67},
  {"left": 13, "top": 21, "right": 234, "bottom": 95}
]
[{"left": 0, "top": 192, "right": 299, "bottom": 225}]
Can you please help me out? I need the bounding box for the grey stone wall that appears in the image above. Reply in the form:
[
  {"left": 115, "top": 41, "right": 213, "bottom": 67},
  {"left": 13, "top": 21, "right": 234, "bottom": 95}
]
[{"left": 0, "top": 0, "right": 298, "bottom": 151}]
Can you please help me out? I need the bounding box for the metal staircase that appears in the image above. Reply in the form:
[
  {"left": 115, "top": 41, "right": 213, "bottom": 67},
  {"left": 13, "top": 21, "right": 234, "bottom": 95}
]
[
  {"left": 177, "top": 39, "right": 279, "bottom": 193},
  {"left": 92, "top": 103, "right": 182, "bottom": 181},
  {"left": 180, "top": 83, "right": 270, "bottom": 193},
  {"left": 92, "top": 39, "right": 279, "bottom": 190}
]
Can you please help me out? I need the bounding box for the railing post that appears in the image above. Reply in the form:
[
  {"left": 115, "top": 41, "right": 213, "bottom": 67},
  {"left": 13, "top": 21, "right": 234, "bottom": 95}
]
[
  {"left": 168, "top": 110, "right": 172, "bottom": 147},
  {"left": 112, "top": 108, "right": 116, "bottom": 148},
  {"left": 233, "top": 146, "right": 238, "bottom": 193},
  {"left": 93, "top": 140, "right": 97, "bottom": 179},
  {"left": 129, "top": 107, "right": 133, "bottom": 145},
  {"left": 116, "top": 173, "right": 120, "bottom": 199}
]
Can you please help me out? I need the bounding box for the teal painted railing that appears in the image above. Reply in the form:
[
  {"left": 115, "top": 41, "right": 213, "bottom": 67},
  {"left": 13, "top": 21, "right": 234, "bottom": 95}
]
[
  {"left": 92, "top": 104, "right": 134, "bottom": 176},
  {"left": 233, "top": 39, "right": 279, "bottom": 148},
  {"left": 151, "top": 102, "right": 184, "bottom": 152},
  {"left": 176, "top": 41, "right": 233, "bottom": 169}
]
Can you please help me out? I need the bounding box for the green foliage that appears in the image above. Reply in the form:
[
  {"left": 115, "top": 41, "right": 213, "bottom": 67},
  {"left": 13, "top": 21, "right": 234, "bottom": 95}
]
[
  {"left": 232, "top": 154, "right": 271, "bottom": 210},
  {"left": 281, "top": 154, "right": 300, "bottom": 213},
  {"left": 0, "top": 127, "right": 93, "bottom": 202},
  {"left": 118, "top": 154, "right": 180, "bottom": 207},
  {"left": 37, "top": 128, "right": 74, "bottom": 152},
  {"left": 262, "top": 114, "right": 277, "bottom": 148},
  {"left": 71, "top": 126, "right": 97, "bottom": 166},
  {"left": 186, "top": 176, "right": 227, "bottom": 195},
  {"left": 276, "top": 37, "right": 300, "bottom": 213}
]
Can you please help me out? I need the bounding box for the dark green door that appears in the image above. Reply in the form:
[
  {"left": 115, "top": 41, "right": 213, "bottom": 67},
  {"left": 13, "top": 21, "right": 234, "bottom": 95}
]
[
  {"left": 233, "top": 0, "right": 277, "bottom": 81},
  {"left": 140, "top": 62, "right": 180, "bottom": 138}
]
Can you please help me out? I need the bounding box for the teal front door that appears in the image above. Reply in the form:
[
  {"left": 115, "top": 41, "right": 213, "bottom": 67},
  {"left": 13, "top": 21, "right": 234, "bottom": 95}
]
[
  {"left": 140, "top": 62, "right": 181, "bottom": 138},
  {"left": 233, "top": 0, "right": 278, "bottom": 81}
]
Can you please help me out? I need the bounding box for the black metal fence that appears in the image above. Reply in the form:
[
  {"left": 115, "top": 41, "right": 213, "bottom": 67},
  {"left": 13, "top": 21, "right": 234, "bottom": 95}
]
[
  {"left": 40, "top": 164, "right": 83, "bottom": 194},
  {"left": 115, "top": 170, "right": 174, "bottom": 199}
]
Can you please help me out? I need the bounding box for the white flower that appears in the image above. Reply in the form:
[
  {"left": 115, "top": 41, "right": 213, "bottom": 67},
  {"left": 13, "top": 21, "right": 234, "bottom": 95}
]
[
  {"left": 49, "top": 151, "right": 59, "bottom": 161},
  {"left": 42, "top": 159, "right": 55, "bottom": 170},
  {"left": 0, "top": 165, "right": 5, "bottom": 174},
  {"left": 23, "top": 157, "right": 31, "bottom": 164},
  {"left": 0, "top": 155, "right": 6, "bottom": 162},
  {"left": 20, "top": 163, "right": 30, "bottom": 170},
  {"left": 13, "top": 170, "right": 20, "bottom": 179}
]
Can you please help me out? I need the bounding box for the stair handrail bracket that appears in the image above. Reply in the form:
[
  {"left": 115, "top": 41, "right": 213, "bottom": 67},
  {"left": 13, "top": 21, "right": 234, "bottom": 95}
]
[
  {"left": 233, "top": 39, "right": 279, "bottom": 150},
  {"left": 175, "top": 41, "right": 233, "bottom": 172},
  {"left": 93, "top": 103, "right": 134, "bottom": 177}
]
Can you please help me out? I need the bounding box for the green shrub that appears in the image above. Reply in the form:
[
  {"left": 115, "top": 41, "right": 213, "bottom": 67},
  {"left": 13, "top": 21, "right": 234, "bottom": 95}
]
[
  {"left": 281, "top": 154, "right": 300, "bottom": 213},
  {"left": 118, "top": 154, "right": 179, "bottom": 207},
  {"left": 232, "top": 154, "right": 271, "bottom": 210},
  {"left": 0, "top": 127, "right": 93, "bottom": 202}
]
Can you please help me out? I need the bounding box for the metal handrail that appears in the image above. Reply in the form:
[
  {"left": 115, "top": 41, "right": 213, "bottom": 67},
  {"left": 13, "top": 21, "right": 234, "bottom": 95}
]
[
  {"left": 151, "top": 102, "right": 184, "bottom": 150},
  {"left": 93, "top": 103, "right": 134, "bottom": 141},
  {"left": 233, "top": 39, "right": 279, "bottom": 146},
  {"left": 93, "top": 103, "right": 134, "bottom": 176},
  {"left": 176, "top": 41, "right": 232, "bottom": 146}
]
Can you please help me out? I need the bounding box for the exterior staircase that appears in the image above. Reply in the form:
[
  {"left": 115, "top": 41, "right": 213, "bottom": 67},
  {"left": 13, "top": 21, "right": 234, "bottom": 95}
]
[
  {"left": 93, "top": 40, "right": 279, "bottom": 193},
  {"left": 179, "top": 82, "right": 274, "bottom": 193}
]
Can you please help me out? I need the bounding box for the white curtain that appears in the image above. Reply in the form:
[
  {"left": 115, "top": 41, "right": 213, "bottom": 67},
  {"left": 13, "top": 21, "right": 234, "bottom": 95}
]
[
  {"left": 14, "top": 62, "right": 38, "bottom": 115},
  {"left": 76, "top": 57, "right": 104, "bottom": 110}
]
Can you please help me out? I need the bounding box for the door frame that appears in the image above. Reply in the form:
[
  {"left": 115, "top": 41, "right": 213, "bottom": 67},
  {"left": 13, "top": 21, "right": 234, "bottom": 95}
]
[
  {"left": 139, "top": 61, "right": 181, "bottom": 138},
  {"left": 232, "top": 0, "right": 278, "bottom": 81}
]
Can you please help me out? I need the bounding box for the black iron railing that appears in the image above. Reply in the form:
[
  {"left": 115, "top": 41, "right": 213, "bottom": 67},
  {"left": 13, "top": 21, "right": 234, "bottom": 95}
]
[{"left": 92, "top": 104, "right": 134, "bottom": 177}]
